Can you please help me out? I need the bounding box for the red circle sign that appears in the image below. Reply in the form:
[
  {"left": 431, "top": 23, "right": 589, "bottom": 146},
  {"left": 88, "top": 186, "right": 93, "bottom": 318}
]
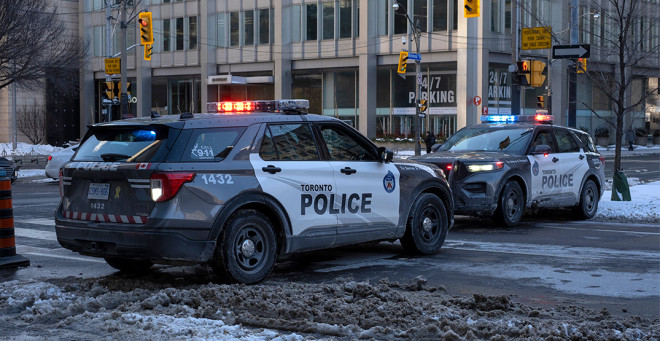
[
  {"left": 473, "top": 96, "right": 482, "bottom": 106},
  {"left": 482, "top": 106, "right": 488, "bottom": 115}
]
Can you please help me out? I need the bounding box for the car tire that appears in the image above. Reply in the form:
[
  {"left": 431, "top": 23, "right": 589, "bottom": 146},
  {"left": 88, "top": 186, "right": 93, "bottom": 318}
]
[
  {"left": 212, "top": 209, "right": 277, "bottom": 284},
  {"left": 104, "top": 257, "right": 153, "bottom": 273},
  {"left": 400, "top": 193, "right": 449, "bottom": 255},
  {"left": 494, "top": 181, "right": 524, "bottom": 227},
  {"left": 574, "top": 179, "right": 599, "bottom": 219}
]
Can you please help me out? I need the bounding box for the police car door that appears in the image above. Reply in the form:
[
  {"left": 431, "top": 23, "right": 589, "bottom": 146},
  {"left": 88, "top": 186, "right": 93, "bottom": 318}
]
[
  {"left": 317, "top": 122, "right": 400, "bottom": 243},
  {"left": 527, "top": 128, "right": 563, "bottom": 203},
  {"left": 250, "top": 123, "right": 337, "bottom": 246},
  {"left": 553, "top": 128, "right": 589, "bottom": 204}
]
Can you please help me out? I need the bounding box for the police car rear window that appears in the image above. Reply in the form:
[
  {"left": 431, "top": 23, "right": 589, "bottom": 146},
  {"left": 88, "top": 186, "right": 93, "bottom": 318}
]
[
  {"left": 438, "top": 126, "right": 532, "bottom": 154},
  {"left": 73, "top": 127, "right": 171, "bottom": 162},
  {"left": 180, "top": 127, "right": 246, "bottom": 162}
]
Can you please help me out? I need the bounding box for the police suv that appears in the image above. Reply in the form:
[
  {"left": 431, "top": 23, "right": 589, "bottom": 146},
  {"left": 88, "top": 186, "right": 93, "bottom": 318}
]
[
  {"left": 412, "top": 114, "right": 604, "bottom": 227},
  {"left": 55, "top": 100, "right": 453, "bottom": 283}
]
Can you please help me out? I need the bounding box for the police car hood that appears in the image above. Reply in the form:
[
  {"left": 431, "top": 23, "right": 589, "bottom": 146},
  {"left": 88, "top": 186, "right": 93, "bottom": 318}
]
[{"left": 411, "top": 151, "right": 517, "bottom": 163}]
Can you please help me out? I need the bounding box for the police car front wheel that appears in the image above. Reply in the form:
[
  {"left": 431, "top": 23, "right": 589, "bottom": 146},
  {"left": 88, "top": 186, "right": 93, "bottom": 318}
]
[
  {"left": 494, "top": 181, "right": 524, "bottom": 227},
  {"left": 212, "top": 209, "right": 277, "bottom": 284},
  {"left": 575, "top": 179, "right": 599, "bottom": 220},
  {"left": 401, "top": 193, "right": 449, "bottom": 255}
]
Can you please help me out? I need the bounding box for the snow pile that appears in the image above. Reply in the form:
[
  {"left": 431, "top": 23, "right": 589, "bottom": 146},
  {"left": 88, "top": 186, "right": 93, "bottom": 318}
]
[
  {"left": 0, "top": 277, "right": 656, "bottom": 340},
  {"left": 0, "top": 142, "right": 62, "bottom": 157},
  {"left": 594, "top": 180, "right": 660, "bottom": 224}
]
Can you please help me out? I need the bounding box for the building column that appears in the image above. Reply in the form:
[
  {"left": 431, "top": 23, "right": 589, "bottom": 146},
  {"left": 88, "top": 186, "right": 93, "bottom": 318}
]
[
  {"left": 274, "top": 1, "right": 292, "bottom": 99},
  {"left": 457, "top": 10, "right": 487, "bottom": 129},
  {"left": 79, "top": 1, "right": 95, "bottom": 137},
  {"left": 357, "top": 0, "right": 377, "bottom": 138}
]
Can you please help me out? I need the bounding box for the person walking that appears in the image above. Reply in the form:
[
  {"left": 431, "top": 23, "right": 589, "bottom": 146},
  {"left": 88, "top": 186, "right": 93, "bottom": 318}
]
[
  {"left": 626, "top": 127, "right": 635, "bottom": 151},
  {"left": 424, "top": 131, "right": 436, "bottom": 154}
]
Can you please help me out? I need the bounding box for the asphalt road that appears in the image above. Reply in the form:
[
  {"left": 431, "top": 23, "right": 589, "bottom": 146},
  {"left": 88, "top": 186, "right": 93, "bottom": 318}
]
[
  {"left": 3, "top": 179, "right": 659, "bottom": 319},
  {"left": 604, "top": 154, "right": 660, "bottom": 182}
]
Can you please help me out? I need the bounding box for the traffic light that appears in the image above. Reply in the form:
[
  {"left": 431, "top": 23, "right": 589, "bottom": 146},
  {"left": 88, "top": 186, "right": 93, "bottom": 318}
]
[
  {"left": 577, "top": 58, "right": 587, "bottom": 74},
  {"left": 397, "top": 51, "right": 409, "bottom": 74},
  {"left": 530, "top": 60, "right": 546, "bottom": 87},
  {"left": 144, "top": 44, "right": 153, "bottom": 61},
  {"left": 419, "top": 99, "right": 428, "bottom": 113},
  {"left": 537, "top": 95, "right": 545, "bottom": 109},
  {"left": 103, "top": 81, "right": 115, "bottom": 100},
  {"left": 464, "top": 0, "right": 480, "bottom": 18},
  {"left": 138, "top": 12, "right": 154, "bottom": 45},
  {"left": 516, "top": 60, "right": 531, "bottom": 86}
]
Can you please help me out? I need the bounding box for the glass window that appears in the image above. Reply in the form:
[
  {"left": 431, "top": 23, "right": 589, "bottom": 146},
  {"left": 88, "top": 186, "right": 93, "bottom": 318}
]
[
  {"left": 74, "top": 127, "right": 171, "bottom": 163},
  {"left": 414, "top": 0, "right": 428, "bottom": 32},
  {"left": 180, "top": 128, "right": 245, "bottom": 162},
  {"left": 93, "top": 26, "right": 104, "bottom": 57},
  {"left": 293, "top": 5, "right": 301, "bottom": 42},
  {"left": 433, "top": 0, "right": 447, "bottom": 31},
  {"left": 306, "top": 4, "right": 318, "bottom": 40},
  {"left": 230, "top": 12, "right": 239, "bottom": 46},
  {"left": 260, "top": 124, "right": 319, "bottom": 161},
  {"left": 574, "top": 132, "right": 597, "bottom": 153},
  {"left": 244, "top": 10, "right": 254, "bottom": 46},
  {"left": 189, "top": 16, "right": 198, "bottom": 49},
  {"left": 554, "top": 130, "right": 580, "bottom": 153},
  {"left": 323, "top": 2, "right": 334, "bottom": 40},
  {"left": 491, "top": 0, "right": 501, "bottom": 32},
  {"left": 531, "top": 130, "right": 555, "bottom": 152},
  {"left": 440, "top": 126, "right": 533, "bottom": 155},
  {"left": 217, "top": 13, "right": 226, "bottom": 47},
  {"left": 339, "top": 0, "right": 352, "bottom": 38},
  {"left": 453, "top": 0, "right": 458, "bottom": 30},
  {"left": 176, "top": 17, "right": 184, "bottom": 50},
  {"left": 377, "top": 0, "right": 388, "bottom": 35},
  {"left": 319, "top": 124, "right": 377, "bottom": 161},
  {"left": 394, "top": 5, "right": 407, "bottom": 34},
  {"left": 259, "top": 8, "right": 270, "bottom": 44},
  {"left": 163, "top": 19, "right": 171, "bottom": 51}
]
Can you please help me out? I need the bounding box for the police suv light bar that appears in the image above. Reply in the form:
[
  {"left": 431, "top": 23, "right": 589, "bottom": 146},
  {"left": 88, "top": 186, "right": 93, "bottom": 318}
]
[
  {"left": 207, "top": 100, "right": 310, "bottom": 114},
  {"left": 480, "top": 114, "right": 554, "bottom": 124}
]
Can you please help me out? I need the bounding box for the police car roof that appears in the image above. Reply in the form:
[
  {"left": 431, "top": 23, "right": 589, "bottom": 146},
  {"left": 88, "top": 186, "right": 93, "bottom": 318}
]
[{"left": 90, "top": 112, "right": 342, "bottom": 129}]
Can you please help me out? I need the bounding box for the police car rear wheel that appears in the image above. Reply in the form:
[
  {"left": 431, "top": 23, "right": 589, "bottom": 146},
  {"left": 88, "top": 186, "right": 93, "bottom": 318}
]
[
  {"left": 575, "top": 179, "right": 598, "bottom": 219},
  {"left": 213, "top": 210, "right": 277, "bottom": 284},
  {"left": 401, "top": 193, "right": 448, "bottom": 255},
  {"left": 494, "top": 181, "right": 524, "bottom": 227},
  {"left": 104, "top": 257, "right": 153, "bottom": 274}
]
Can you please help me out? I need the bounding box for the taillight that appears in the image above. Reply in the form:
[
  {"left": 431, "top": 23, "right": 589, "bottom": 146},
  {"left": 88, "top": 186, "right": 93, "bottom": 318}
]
[
  {"left": 48, "top": 155, "right": 52, "bottom": 162},
  {"left": 599, "top": 155, "right": 605, "bottom": 166},
  {"left": 150, "top": 172, "right": 196, "bottom": 202}
]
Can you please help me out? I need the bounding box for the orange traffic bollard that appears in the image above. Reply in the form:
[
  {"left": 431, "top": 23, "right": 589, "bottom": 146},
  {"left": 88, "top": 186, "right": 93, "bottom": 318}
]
[{"left": 0, "top": 176, "right": 30, "bottom": 268}]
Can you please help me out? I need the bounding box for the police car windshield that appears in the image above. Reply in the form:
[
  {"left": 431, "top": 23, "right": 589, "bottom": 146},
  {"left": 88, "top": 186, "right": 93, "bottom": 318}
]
[
  {"left": 73, "top": 127, "right": 171, "bottom": 163},
  {"left": 438, "top": 126, "right": 532, "bottom": 154}
]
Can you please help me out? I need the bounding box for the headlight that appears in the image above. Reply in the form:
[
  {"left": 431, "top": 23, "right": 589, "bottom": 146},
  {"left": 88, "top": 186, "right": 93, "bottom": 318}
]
[{"left": 467, "top": 161, "right": 504, "bottom": 172}]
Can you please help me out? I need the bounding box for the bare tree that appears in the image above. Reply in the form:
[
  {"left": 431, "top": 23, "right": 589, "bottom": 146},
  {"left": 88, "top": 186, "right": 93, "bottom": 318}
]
[
  {"left": 520, "top": 0, "right": 660, "bottom": 175},
  {"left": 0, "top": 0, "right": 87, "bottom": 92},
  {"left": 16, "top": 104, "right": 47, "bottom": 145}
]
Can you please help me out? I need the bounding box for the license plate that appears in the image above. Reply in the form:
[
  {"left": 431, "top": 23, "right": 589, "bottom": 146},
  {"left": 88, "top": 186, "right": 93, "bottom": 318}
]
[{"left": 88, "top": 183, "right": 110, "bottom": 200}]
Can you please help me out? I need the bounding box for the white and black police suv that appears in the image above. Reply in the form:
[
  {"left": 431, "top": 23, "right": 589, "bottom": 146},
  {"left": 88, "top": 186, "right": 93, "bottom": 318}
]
[
  {"left": 412, "top": 114, "right": 604, "bottom": 227},
  {"left": 55, "top": 100, "right": 453, "bottom": 283}
]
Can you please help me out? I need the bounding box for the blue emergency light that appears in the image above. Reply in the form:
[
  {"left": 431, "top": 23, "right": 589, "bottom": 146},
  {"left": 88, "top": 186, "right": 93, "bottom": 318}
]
[{"left": 480, "top": 114, "right": 553, "bottom": 124}]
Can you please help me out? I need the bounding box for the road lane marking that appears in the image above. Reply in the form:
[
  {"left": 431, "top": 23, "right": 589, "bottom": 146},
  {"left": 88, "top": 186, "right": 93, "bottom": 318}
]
[
  {"left": 16, "top": 245, "right": 106, "bottom": 263},
  {"left": 15, "top": 218, "right": 55, "bottom": 226},
  {"left": 24, "top": 251, "right": 106, "bottom": 264},
  {"left": 537, "top": 224, "right": 660, "bottom": 236},
  {"left": 14, "top": 228, "right": 57, "bottom": 241}
]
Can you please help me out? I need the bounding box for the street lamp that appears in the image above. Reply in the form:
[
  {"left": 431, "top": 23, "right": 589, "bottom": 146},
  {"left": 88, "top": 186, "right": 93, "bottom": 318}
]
[{"left": 393, "top": 1, "right": 423, "bottom": 156}]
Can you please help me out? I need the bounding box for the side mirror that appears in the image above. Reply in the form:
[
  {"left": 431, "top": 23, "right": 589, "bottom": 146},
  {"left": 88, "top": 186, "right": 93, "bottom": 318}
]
[
  {"left": 378, "top": 147, "right": 394, "bottom": 163},
  {"left": 532, "top": 144, "right": 551, "bottom": 155}
]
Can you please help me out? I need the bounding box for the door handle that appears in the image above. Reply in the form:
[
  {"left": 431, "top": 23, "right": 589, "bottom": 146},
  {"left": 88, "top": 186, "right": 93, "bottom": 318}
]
[
  {"left": 340, "top": 167, "right": 357, "bottom": 175},
  {"left": 262, "top": 165, "right": 282, "bottom": 174},
  {"left": 552, "top": 157, "right": 559, "bottom": 163},
  {"left": 579, "top": 155, "right": 585, "bottom": 160}
]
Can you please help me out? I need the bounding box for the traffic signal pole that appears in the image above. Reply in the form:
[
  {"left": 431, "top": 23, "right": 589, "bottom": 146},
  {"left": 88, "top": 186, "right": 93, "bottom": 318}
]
[
  {"left": 414, "top": 20, "right": 422, "bottom": 156},
  {"left": 105, "top": 0, "right": 113, "bottom": 122},
  {"left": 120, "top": 0, "right": 129, "bottom": 119},
  {"left": 568, "top": 0, "right": 578, "bottom": 127}
]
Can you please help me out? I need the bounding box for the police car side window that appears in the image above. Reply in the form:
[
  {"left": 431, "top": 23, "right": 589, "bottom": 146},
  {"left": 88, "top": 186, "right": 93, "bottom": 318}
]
[
  {"left": 531, "top": 130, "right": 555, "bottom": 152},
  {"left": 180, "top": 127, "right": 245, "bottom": 162},
  {"left": 554, "top": 130, "right": 580, "bottom": 153},
  {"left": 259, "top": 124, "right": 319, "bottom": 161},
  {"left": 575, "top": 132, "right": 596, "bottom": 152},
  {"left": 319, "top": 124, "right": 377, "bottom": 161}
]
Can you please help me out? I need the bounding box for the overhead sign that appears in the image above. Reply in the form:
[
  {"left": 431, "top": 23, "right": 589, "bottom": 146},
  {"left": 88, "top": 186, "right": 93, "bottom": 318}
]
[
  {"left": 104, "top": 58, "right": 120, "bottom": 75},
  {"left": 521, "top": 27, "right": 552, "bottom": 50},
  {"left": 552, "top": 44, "right": 590, "bottom": 59},
  {"left": 408, "top": 53, "right": 422, "bottom": 61}
]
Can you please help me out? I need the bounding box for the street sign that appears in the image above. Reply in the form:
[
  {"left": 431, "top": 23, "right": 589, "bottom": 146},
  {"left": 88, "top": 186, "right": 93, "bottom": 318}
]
[
  {"left": 473, "top": 96, "right": 482, "bottom": 106},
  {"left": 417, "top": 73, "right": 423, "bottom": 84},
  {"left": 552, "top": 44, "right": 590, "bottom": 59},
  {"left": 482, "top": 106, "right": 488, "bottom": 115},
  {"left": 104, "top": 58, "right": 120, "bottom": 75},
  {"left": 408, "top": 53, "right": 422, "bottom": 61},
  {"left": 521, "top": 27, "right": 552, "bottom": 50}
]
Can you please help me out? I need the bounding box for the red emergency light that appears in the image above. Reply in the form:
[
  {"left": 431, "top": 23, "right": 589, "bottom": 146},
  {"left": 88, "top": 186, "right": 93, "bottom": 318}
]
[{"left": 216, "top": 101, "right": 255, "bottom": 113}]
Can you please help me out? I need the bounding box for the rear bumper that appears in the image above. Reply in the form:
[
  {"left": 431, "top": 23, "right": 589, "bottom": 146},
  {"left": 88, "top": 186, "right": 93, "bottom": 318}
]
[{"left": 55, "top": 217, "right": 216, "bottom": 264}]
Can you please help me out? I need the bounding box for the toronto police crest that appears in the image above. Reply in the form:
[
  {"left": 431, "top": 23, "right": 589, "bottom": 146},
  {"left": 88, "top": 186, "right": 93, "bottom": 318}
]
[
  {"left": 383, "top": 170, "right": 396, "bottom": 193},
  {"left": 532, "top": 161, "right": 539, "bottom": 176}
]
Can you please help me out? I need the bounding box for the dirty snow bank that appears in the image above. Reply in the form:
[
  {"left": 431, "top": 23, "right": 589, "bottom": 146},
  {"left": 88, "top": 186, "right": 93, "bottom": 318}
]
[
  {"left": 594, "top": 179, "right": 660, "bottom": 224},
  {"left": 0, "top": 142, "right": 62, "bottom": 157},
  {"left": 1, "top": 276, "right": 657, "bottom": 340}
]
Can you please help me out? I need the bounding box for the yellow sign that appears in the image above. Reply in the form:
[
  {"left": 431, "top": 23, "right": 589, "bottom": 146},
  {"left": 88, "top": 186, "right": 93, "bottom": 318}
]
[
  {"left": 104, "top": 58, "right": 121, "bottom": 75},
  {"left": 522, "top": 27, "right": 552, "bottom": 50}
]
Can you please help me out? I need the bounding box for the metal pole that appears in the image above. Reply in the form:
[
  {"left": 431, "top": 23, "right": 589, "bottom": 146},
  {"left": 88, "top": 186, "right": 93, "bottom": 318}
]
[
  {"left": 11, "top": 81, "right": 17, "bottom": 151},
  {"left": 105, "top": 0, "right": 113, "bottom": 122},
  {"left": 119, "top": 0, "right": 128, "bottom": 119},
  {"left": 511, "top": 0, "right": 520, "bottom": 115},
  {"left": 414, "top": 20, "right": 421, "bottom": 156},
  {"left": 568, "top": 0, "right": 578, "bottom": 127}
]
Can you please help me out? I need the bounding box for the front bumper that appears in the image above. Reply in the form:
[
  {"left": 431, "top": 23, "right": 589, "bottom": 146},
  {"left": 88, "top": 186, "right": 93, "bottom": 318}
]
[{"left": 451, "top": 171, "right": 505, "bottom": 216}]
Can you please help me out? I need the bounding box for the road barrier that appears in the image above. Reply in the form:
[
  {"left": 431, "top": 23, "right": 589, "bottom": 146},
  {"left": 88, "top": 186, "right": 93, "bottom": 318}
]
[{"left": 0, "top": 176, "right": 30, "bottom": 268}]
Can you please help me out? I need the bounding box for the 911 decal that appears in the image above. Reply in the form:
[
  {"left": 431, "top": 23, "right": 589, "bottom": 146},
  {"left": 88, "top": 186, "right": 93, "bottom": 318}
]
[{"left": 200, "top": 174, "right": 234, "bottom": 185}]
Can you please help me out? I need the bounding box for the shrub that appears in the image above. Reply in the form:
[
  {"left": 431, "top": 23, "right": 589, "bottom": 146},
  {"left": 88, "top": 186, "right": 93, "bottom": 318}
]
[
  {"left": 594, "top": 127, "right": 609, "bottom": 138},
  {"left": 635, "top": 128, "right": 648, "bottom": 137}
]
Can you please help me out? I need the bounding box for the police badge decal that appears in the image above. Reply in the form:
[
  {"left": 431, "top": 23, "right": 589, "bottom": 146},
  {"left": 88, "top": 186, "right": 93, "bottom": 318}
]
[
  {"left": 383, "top": 170, "right": 396, "bottom": 193},
  {"left": 532, "top": 161, "right": 539, "bottom": 176}
]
